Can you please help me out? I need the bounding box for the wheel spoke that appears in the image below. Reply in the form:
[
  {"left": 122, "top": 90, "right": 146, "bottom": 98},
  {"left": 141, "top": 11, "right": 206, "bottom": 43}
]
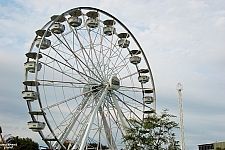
[
  {"left": 41, "top": 51, "right": 100, "bottom": 84},
  {"left": 110, "top": 91, "right": 129, "bottom": 131},
  {"left": 41, "top": 88, "right": 94, "bottom": 111},
  {"left": 114, "top": 93, "right": 143, "bottom": 122},
  {"left": 99, "top": 106, "right": 117, "bottom": 149},
  {"left": 39, "top": 60, "right": 87, "bottom": 84},
  {"left": 116, "top": 90, "right": 153, "bottom": 110},
  {"left": 74, "top": 86, "right": 108, "bottom": 149},
  {"left": 120, "top": 71, "right": 139, "bottom": 80},
  {"left": 52, "top": 32, "right": 103, "bottom": 82}
]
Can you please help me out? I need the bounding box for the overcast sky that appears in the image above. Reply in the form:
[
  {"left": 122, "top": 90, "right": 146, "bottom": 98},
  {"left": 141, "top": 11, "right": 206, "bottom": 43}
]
[{"left": 0, "top": 0, "right": 224, "bottom": 150}]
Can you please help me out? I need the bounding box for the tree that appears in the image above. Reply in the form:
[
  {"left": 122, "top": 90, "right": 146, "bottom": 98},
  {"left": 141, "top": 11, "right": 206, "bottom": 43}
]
[
  {"left": 8, "top": 136, "right": 39, "bottom": 150},
  {"left": 60, "top": 141, "right": 109, "bottom": 150},
  {"left": 216, "top": 148, "right": 225, "bottom": 150},
  {"left": 123, "top": 109, "right": 180, "bottom": 150}
]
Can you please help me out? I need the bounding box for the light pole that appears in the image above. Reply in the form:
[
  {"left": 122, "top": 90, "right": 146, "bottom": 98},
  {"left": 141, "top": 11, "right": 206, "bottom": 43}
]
[{"left": 176, "top": 83, "right": 186, "bottom": 150}]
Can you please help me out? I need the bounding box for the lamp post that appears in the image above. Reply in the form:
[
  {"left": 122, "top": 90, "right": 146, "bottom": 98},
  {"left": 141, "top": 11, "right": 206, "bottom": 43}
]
[{"left": 176, "top": 83, "right": 186, "bottom": 150}]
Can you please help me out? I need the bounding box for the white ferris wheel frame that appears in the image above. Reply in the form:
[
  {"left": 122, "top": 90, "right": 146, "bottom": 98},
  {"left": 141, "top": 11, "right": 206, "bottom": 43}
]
[{"left": 23, "top": 7, "right": 156, "bottom": 150}]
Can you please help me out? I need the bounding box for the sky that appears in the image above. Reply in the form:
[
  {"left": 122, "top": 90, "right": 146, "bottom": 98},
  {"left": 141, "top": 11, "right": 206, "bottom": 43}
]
[{"left": 0, "top": 0, "right": 224, "bottom": 149}]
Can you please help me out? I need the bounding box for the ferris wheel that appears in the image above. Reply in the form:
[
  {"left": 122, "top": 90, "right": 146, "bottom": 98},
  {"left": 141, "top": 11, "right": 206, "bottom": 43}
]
[{"left": 22, "top": 7, "right": 156, "bottom": 150}]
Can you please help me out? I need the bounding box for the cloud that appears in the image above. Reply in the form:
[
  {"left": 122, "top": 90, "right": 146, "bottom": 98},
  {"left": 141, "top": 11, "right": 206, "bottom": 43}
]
[
  {"left": 0, "top": 0, "right": 225, "bottom": 150},
  {"left": 216, "top": 17, "right": 225, "bottom": 29}
]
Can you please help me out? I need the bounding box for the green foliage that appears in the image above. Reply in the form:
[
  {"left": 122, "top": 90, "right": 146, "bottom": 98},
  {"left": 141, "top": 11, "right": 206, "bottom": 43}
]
[
  {"left": 9, "top": 136, "right": 39, "bottom": 150},
  {"left": 123, "top": 109, "right": 180, "bottom": 150},
  {"left": 60, "top": 141, "right": 109, "bottom": 150},
  {"left": 216, "top": 148, "right": 225, "bottom": 150}
]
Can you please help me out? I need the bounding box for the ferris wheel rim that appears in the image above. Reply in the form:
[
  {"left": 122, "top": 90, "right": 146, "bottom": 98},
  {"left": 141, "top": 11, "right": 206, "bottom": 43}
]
[{"left": 24, "top": 6, "right": 156, "bottom": 150}]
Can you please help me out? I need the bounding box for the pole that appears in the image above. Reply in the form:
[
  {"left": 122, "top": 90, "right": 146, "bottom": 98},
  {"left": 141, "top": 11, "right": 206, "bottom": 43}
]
[{"left": 176, "top": 83, "right": 186, "bottom": 150}]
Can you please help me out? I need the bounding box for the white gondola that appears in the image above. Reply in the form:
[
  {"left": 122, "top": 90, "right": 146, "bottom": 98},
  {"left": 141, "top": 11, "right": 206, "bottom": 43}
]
[
  {"left": 86, "top": 18, "right": 98, "bottom": 28},
  {"left": 118, "top": 39, "right": 130, "bottom": 48},
  {"left": 68, "top": 16, "right": 82, "bottom": 27},
  {"left": 143, "top": 96, "right": 153, "bottom": 104},
  {"left": 35, "top": 38, "right": 51, "bottom": 49},
  {"left": 68, "top": 9, "right": 82, "bottom": 27},
  {"left": 103, "top": 26, "right": 115, "bottom": 36},
  {"left": 27, "top": 121, "right": 45, "bottom": 132},
  {"left": 24, "top": 61, "right": 42, "bottom": 73},
  {"left": 86, "top": 11, "right": 99, "bottom": 28},
  {"left": 129, "top": 55, "right": 141, "bottom": 64},
  {"left": 50, "top": 23, "right": 65, "bottom": 34},
  {"left": 103, "top": 20, "right": 115, "bottom": 36},
  {"left": 138, "top": 75, "right": 149, "bottom": 84},
  {"left": 22, "top": 91, "right": 37, "bottom": 101},
  {"left": 118, "top": 33, "right": 130, "bottom": 48}
]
